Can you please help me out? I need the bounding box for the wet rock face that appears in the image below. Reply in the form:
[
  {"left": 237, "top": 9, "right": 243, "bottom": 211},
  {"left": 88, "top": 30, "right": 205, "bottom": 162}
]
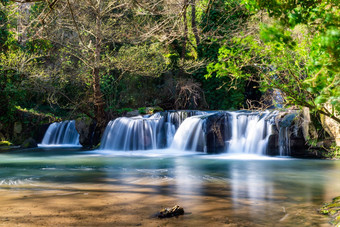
[
  {"left": 75, "top": 117, "right": 96, "bottom": 148},
  {"left": 204, "top": 112, "right": 229, "bottom": 154}
]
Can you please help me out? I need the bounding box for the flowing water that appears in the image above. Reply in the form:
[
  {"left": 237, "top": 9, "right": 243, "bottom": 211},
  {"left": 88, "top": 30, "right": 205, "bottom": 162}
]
[
  {"left": 0, "top": 148, "right": 338, "bottom": 226},
  {"left": 40, "top": 120, "right": 80, "bottom": 147}
]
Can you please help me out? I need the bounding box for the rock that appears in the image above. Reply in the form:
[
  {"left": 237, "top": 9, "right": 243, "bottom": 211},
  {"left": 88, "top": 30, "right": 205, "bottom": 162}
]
[
  {"left": 301, "top": 107, "right": 319, "bottom": 141},
  {"left": 145, "top": 106, "right": 163, "bottom": 114},
  {"left": 75, "top": 117, "right": 96, "bottom": 147},
  {"left": 0, "top": 141, "right": 12, "bottom": 146},
  {"left": 157, "top": 205, "right": 184, "bottom": 218},
  {"left": 126, "top": 110, "right": 140, "bottom": 117},
  {"left": 279, "top": 113, "right": 297, "bottom": 128},
  {"left": 319, "top": 196, "right": 340, "bottom": 226},
  {"left": 21, "top": 138, "right": 37, "bottom": 148},
  {"left": 14, "top": 122, "right": 22, "bottom": 134},
  {"left": 204, "top": 112, "right": 229, "bottom": 153},
  {"left": 320, "top": 104, "right": 340, "bottom": 146}
]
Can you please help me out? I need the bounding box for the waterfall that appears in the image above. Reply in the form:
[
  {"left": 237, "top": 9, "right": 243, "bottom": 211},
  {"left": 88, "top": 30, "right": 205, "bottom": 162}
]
[
  {"left": 41, "top": 120, "right": 80, "bottom": 146},
  {"left": 279, "top": 127, "right": 291, "bottom": 156},
  {"left": 99, "top": 110, "right": 207, "bottom": 151},
  {"left": 100, "top": 116, "right": 161, "bottom": 151},
  {"left": 170, "top": 116, "right": 206, "bottom": 152},
  {"left": 225, "top": 112, "right": 274, "bottom": 155},
  {"left": 98, "top": 110, "right": 291, "bottom": 156}
]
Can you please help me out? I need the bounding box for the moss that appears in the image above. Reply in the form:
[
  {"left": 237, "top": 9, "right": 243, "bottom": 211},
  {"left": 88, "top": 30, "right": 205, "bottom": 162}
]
[
  {"left": 319, "top": 196, "right": 340, "bottom": 226},
  {"left": 0, "top": 141, "right": 12, "bottom": 146}
]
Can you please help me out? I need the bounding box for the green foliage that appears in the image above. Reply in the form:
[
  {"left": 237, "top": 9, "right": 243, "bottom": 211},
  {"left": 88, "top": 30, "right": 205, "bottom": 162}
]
[
  {"left": 235, "top": 0, "right": 340, "bottom": 119},
  {"left": 205, "top": 1, "right": 339, "bottom": 120},
  {"left": 194, "top": 0, "right": 251, "bottom": 110},
  {"left": 138, "top": 107, "right": 146, "bottom": 114},
  {"left": 116, "top": 108, "right": 133, "bottom": 115}
]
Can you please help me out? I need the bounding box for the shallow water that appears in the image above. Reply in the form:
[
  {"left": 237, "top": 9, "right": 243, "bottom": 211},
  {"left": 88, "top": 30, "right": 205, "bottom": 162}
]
[{"left": 0, "top": 148, "right": 339, "bottom": 226}]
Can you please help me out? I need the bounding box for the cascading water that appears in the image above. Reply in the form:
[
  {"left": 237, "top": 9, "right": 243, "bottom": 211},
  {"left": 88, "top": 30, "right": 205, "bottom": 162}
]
[
  {"left": 99, "top": 110, "right": 207, "bottom": 151},
  {"left": 164, "top": 110, "right": 207, "bottom": 147},
  {"left": 225, "top": 111, "right": 275, "bottom": 155},
  {"left": 279, "top": 127, "right": 291, "bottom": 156},
  {"left": 100, "top": 116, "right": 161, "bottom": 151},
  {"left": 170, "top": 116, "right": 206, "bottom": 152},
  {"left": 99, "top": 110, "right": 291, "bottom": 156},
  {"left": 41, "top": 120, "right": 80, "bottom": 146}
]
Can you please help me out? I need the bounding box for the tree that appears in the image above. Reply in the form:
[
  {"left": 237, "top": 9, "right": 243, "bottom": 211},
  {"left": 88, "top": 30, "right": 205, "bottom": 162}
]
[{"left": 207, "top": 0, "right": 340, "bottom": 122}]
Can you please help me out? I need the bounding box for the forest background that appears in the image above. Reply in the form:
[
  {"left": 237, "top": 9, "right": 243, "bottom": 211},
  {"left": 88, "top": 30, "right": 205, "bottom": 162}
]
[{"left": 0, "top": 0, "right": 339, "bottom": 152}]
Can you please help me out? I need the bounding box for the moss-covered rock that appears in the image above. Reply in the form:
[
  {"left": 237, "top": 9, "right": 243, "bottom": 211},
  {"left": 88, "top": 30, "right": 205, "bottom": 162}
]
[
  {"left": 0, "top": 141, "right": 12, "bottom": 146},
  {"left": 319, "top": 196, "right": 340, "bottom": 226}
]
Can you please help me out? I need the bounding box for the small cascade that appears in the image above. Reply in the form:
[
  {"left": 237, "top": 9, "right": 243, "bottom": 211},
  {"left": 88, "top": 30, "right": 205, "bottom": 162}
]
[
  {"left": 41, "top": 120, "right": 80, "bottom": 145},
  {"left": 164, "top": 110, "right": 207, "bottom": 147},
  {"left": 279, "top": 127, "right": 291, "bottom": 156},
  {"left": 225, "top": 112, "right": 274, "bottom": 155},
  {"left": 100, "top": 116, "right": 161, "bottom": 151},
  {"left": 171, "top": 116, "right": 206, "bottom": 152}
]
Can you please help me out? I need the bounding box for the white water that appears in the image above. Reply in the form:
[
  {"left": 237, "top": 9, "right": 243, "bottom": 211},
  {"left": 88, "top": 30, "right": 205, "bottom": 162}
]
[
  {"left": 170, "top": 116, "right": 206, "bottom": 152},
  {"left": 226, "top": 112, "right": 273, "bottom": 155},
  {"left": 100, "top": 116, "right": 161, "bottom": 151},
  {"left": 40, "top": 110, "right": 291, "bottom": 156},
  {"left": 99, "top": 111, "right": 207, "bottom": 151},
  {"left": 279, "top": 127, "right": 291, "bottom": 156},
  {"left": 40, "top": 120, "right": 80, "bottom": 146}
]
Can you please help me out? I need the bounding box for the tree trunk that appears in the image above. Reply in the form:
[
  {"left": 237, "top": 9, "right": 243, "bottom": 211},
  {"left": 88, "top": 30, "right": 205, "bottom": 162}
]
[
  {"left": 179, "top": 0, "right": 189, "bottom": 77},
  {"left": 191, "top": 0, "right": 200, "bottom": 47},
  {"left": 93, "top": 1, "right": 106, "bottom": 135}
]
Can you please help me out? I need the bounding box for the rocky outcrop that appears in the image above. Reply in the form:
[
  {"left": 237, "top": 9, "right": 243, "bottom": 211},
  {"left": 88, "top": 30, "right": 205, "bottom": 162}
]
[
  {"left": 75, "top": 117, "right": 96, "bottom": 148},
  {"left": 203, "top": 112, "right": 229, "bottom": 153},
  {"left": 321, "top": 104, "right": 340, "bottom": 146}
]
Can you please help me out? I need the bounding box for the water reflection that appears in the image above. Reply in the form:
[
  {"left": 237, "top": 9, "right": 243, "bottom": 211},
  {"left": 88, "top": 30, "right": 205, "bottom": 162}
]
[{"left": 0, "top": 149, "right": 339, "bottom": 226}]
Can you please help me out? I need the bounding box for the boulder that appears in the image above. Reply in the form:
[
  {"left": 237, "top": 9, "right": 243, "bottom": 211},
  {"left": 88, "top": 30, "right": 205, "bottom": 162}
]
[
  {"left": 21, "top": 138, "right": 37, "bottom": 148},
  {"left": 279, "top": 112, "right": 297, "bottom": 127},
  {"left": 320, "top": 104, "right": 340, "bottom": 146},
  {"left": 75, "top": 117, "right": 96, "bottom": 148},
  {"left": 203, "top": 112, "right": 229, "bottom": 153},
  {"left": 301, "top": 107, "right": 318, "bottom": 141},
  {"left": 126, "top": 110, "right": 140, "bottom": 117}
]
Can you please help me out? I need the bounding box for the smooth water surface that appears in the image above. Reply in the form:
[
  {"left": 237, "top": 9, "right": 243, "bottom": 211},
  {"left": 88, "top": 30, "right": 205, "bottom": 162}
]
[{"left": 0, "top": 148, "right": 339, "bottom": 226}]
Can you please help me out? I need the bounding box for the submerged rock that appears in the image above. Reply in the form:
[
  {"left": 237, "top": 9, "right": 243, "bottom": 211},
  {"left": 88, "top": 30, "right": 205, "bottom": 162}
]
[
  {"left": 319, "top": 196, "right": 340, "bottom": 226},
  {"left": 157, "top": 205, "right": 184, "bottom": 218}
]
